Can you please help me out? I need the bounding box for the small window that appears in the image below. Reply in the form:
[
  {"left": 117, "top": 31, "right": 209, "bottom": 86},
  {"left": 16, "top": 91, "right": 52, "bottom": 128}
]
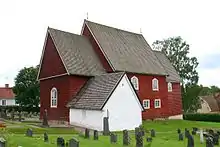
[
  {"left": 154, "top": 99, "right": 161, "bottom": 108},
  {"left": 143, "top": 99, "right": 150, "bottom": 109},
  {"left": 152, "top": 78, "right": 159, "bottom": 91},
  {"left": 168, "top": 82, "right": 172, "bottom": 92},
  {"left": 2, "top": 100, "right": 6, "bottom": 106},
  {"left": 51, "top": 87, "right": 58, "bottom": 108},
  {"left": 131, "top": 76, "right": 139, "bottom": 90}
]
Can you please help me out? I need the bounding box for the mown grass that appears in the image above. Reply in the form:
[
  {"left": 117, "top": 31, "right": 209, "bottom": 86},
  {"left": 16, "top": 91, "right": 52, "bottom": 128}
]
[{"left": 1, "top": 120, "right": 220, "bottom": 147}]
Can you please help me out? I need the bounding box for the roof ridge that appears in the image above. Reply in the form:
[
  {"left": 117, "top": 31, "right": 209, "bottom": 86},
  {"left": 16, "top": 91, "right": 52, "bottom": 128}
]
[
  {"left": 85, "top": 19, "right": 142, "bottom": 36},
  {"left": 48, "top": 27, "right": 83, "bottom": 37}
]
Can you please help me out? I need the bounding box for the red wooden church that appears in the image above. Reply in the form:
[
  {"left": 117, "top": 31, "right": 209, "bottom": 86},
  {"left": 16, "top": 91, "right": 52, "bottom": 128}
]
[{"left": 38, "top": 20, "right": 182, "bottom": 124}]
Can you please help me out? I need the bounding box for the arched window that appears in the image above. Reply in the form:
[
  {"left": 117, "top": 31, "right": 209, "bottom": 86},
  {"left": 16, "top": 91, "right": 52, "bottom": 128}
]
[
  {"left": 168, "top": 82, "right": 172, "bottom": 92},
  {"left": 51, "top": 87, "right": 58, "bottom": 108},
  {"left": 131, "top": 76, "right": 139, "bottom": 90},
  {"left": 152, "top": 78, "right": 159, "bottom": 91}
]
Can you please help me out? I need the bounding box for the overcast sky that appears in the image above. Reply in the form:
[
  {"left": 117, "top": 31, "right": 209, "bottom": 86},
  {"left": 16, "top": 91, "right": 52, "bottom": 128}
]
[{"left": 0, "top": 0, "right": 219, "bottom": 87}]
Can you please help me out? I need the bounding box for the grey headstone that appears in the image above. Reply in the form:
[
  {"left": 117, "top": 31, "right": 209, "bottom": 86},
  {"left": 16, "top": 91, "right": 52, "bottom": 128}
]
[
  {"left": 187, "top": 133, "right": 194, "bottom": 147},
  {"left": 150, "top": 129, "right": 155, "bottom": 137},
  {"left": 69, "top": 138, "right": 79, "bottom": 147},
  {"left": 42, "top": 109, "right": 49, "bottom": 127},
  {"left": 110, "top": 133, "right": 117, "bottom": 144},
  {"left": 103, "top": 117, "right": 110, "bottom": 136},
  {"left": 85, "top": 128, "right": 90, "bottom": 139},
  {"left": 26, "top": 128, "right": 33, "bottom": 137},
  {"left": 185, "top": 129, "right": 190, "bottom": 138},
  {"left": 136, "top": 131, "right": 143, "bottom": 147},
  {"left": 179, "top": 133, "right": 184, "bottom": 141},
  {"left": 0, "top": 137, "right": 6, "bottom": 147},
  {"left": 57, "top": 137, "right": 65, "bottom": 147},
  {"left": 93, "top": 130, "right": 98, "bottom": 140},
  {"left": 206, "top": 136, "right": 214, "bottom": 147},
  {"left": 123, "top": 130, "right": 130, "bottom": 146},
  {"left": 44, "top": 132, "right": 48, "bottom": 142},
  {"left": 213, "top": 133, "right": 219, "bottom": 145}
]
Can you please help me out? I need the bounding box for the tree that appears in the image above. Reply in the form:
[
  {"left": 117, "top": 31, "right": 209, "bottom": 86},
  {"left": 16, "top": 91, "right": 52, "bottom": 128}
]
[
  {"left": 152, "top": 36, "right": 199, "bottom": 85},
  {"left": 199, "top": 85, "right": 220, "bottom": 96},
  {"left": 13, "top": 65, "right": 40, "bottom": 112},
  {"left": 152, "top": 36, "right": 200, "bottom": 112}
]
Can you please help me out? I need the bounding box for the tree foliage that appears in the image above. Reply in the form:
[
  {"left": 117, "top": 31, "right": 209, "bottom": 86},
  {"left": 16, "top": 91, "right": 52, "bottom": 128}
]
[
  {"left": 199, "top": 85, "right": 220, "bottom": 96},
  {"left": 13, "top": 65, "right": 39, "bottom": 112},
  {"left": 152, "top": 36, "right": 200, "bottom": 112},
  {"left": 152, "top": 36, "right": 199, "bottom": 85}
]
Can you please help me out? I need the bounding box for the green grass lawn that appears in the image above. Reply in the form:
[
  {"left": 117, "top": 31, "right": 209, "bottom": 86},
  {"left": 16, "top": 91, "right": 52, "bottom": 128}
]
[{"left": 1, "top": 120, "right": 220, "bottom": 147}]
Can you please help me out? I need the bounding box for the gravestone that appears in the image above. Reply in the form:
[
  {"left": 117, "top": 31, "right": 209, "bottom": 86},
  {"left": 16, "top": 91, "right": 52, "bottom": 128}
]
[
  {"left": 69, "top": 138, "right": 79, "bottom": 147},
  {"left": 192, "top": 127, "right": 198, "bottom": 132},
  {"left": 65, "top": 142, "right": 68, "bottom": 147},
  {"left": 0, "top": 137, "right": 6, "bottom": 147},
  {"left": 110, "top": 133, "right": 117, "bottom": 144},
  {"left": 179, "top": 133, "right": 184, "bottom": 141},
  {"left": 42, "top": 109, "right": 49, "bottom": 127},
  {"left": 192, "top": 130, "right": 196, "bottom": 135},
  {"left": 44, "top": 132, "right": 48, "bottom": 142},
  {"left": 206, "top": 136, "right": 214, "bottom": 147},
  {"left": 93, "top": 130, "right": 98, "bottom": 140},
  {"left": 18, "top": 111, "right": 22, "bottom": 122},
  {"left": 85, "top": 128, "right": 90, "bottom": 139},
  {"left": 187, "top": 133, "right": 194, "bottom": 147},
  {"left": 200, "top": 129, "right": 204, "bottom": 144},
  {"left": 177, "top": 128, "right": 181, "bottom": 134},
  {"left": 57, "top": 137, "right": 65, "bottom": 147},
  {"left": 136, "top": 131, "right": 143, "bottom": 147},
  {"left": 213, "top": 133, "right": 219, "bottom": 145},
  {"left": 11, "top": 108, "right": 15, "bottom": 120},
  {"left": 139, "top": 126, "right": 145, "bottom": 136},
  {"left": 123, "top": 130, "right": 130, "bottom": 145},
  {"left": 103, "top": 117, "right": 110, "bottom": 136},
  {"left": 208, "top": 129, "right": 214, "bottom": 135},
  {"left": 150, "top": 129, "right": 155, "bottom": 137},
  {"left": 26, "top": 128, "right": 33, "bottom": 137},
  {"left": 185, "top": 129, "right": 190, "bottom": 138},
  {"left": 146, "top": 137, "right": 152, "bottom": 142}
]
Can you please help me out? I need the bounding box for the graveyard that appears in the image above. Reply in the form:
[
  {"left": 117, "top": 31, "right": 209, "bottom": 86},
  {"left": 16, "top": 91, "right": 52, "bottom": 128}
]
[{"left": 0, "top": 119, "right": 220, "bottom": 147}]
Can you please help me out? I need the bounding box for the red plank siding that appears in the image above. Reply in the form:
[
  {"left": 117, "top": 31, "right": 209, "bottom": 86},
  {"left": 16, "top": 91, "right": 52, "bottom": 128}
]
[
  {"left": 167, "top": 83, "right": 182, "bottom": 116},
  {"left": 127, "top": 74, "right": 169, "bottom": 120},
  {"left": 40, "top": 75, "right": 88, "bottom": 121},
  {"left": 82, "top": 24, "right": 113, "bottom": 72},
  {"left": 39, "top": 34, "right": 67, "bottom": 79}
]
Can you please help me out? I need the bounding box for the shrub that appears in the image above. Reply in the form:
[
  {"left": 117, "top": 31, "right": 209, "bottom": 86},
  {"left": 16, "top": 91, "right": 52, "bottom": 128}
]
[{"left": 183, "top": 113, "right": 220, "bottom": 122}]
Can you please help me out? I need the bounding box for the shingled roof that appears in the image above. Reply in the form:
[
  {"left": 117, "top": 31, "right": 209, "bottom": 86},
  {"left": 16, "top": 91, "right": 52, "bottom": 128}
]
[
  {"left": 48, "top": 28, "right": 106, "bottom": 76},
  {"left": 84, "top": 20, "right": 167, "bottom": 76},
  {"left": 153, "top": 50, "right": 181, "bottom": 82},
  {"left": 67, "top": 72, "right": 125, "bottom": 110},
  {"left": 200, "top": 96, "right": 220, "bottom": 112}
]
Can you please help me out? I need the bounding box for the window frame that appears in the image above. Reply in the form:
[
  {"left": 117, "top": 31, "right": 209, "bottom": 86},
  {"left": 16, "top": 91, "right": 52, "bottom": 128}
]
[
  {"left": 143, "top": 99, "right": 150, "bottom": 109},
  {"left": 154, "top": 99, "right": 161, "bottom": 108},
  {"left": 152, "top": 78, "right": 159, "bottom": 91},
  {"left": 50, "top": 87, "right": 58, "bottom": 108},
  {"left": 131, "top": 76, "right": 139, "bottom": 90},
  {"left": 168, "top": 82, "right": 172, "bottom": 92}
]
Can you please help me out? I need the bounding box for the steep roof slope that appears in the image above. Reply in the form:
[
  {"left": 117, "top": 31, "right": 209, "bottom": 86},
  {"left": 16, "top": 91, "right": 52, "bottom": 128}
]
[
  {"left": 67, "top": 72, "right": 125, "bottom": 110},
  {"left": 153, "top": 50, "right": 181, "bottom": 82},
  {"left": 48, "top": 28, "right": 106, "bottom": 76},
  {"left": 0, "top": 88, "right": 15, "bottom": 99},
  {"left": 84, "top": 20, "right": 167, "bottom": 76},
  {"left": 200, "top": 96, "right": 219, "bottom": 112}
]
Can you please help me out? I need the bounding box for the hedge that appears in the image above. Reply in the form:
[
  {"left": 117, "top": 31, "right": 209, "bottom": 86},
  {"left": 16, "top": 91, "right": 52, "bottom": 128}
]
[{"left": 183, "top": 113, "right": 220, "bottom": 122}]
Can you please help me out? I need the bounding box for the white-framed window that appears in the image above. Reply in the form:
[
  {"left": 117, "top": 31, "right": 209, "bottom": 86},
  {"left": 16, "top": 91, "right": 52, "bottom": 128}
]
[
  {"left": 2, "top": 100, "right": 6, "bottom": 106},
  {"left": 50, "top": 87, "right": 58, "bottom": 108},
  {"left": 143, "top": 99, "right": 150, "bottom": 109},
  {"left": 168, "top": 82, "right": 172, "bottom": 92},
  {"left": 152, "top": 78, "right": 159, "bottom": 91},
  {"left": 131, "top": 76, "right": 139, "bottom": 90},
  {"left": 154, "top": 99, "right": 161, "bottom": 108}
]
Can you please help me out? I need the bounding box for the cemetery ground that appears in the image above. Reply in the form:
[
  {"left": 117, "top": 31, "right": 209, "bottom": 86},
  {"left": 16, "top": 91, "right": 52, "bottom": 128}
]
[{"left": 1, "top": 119, "right": 220, "bottom": 147}]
